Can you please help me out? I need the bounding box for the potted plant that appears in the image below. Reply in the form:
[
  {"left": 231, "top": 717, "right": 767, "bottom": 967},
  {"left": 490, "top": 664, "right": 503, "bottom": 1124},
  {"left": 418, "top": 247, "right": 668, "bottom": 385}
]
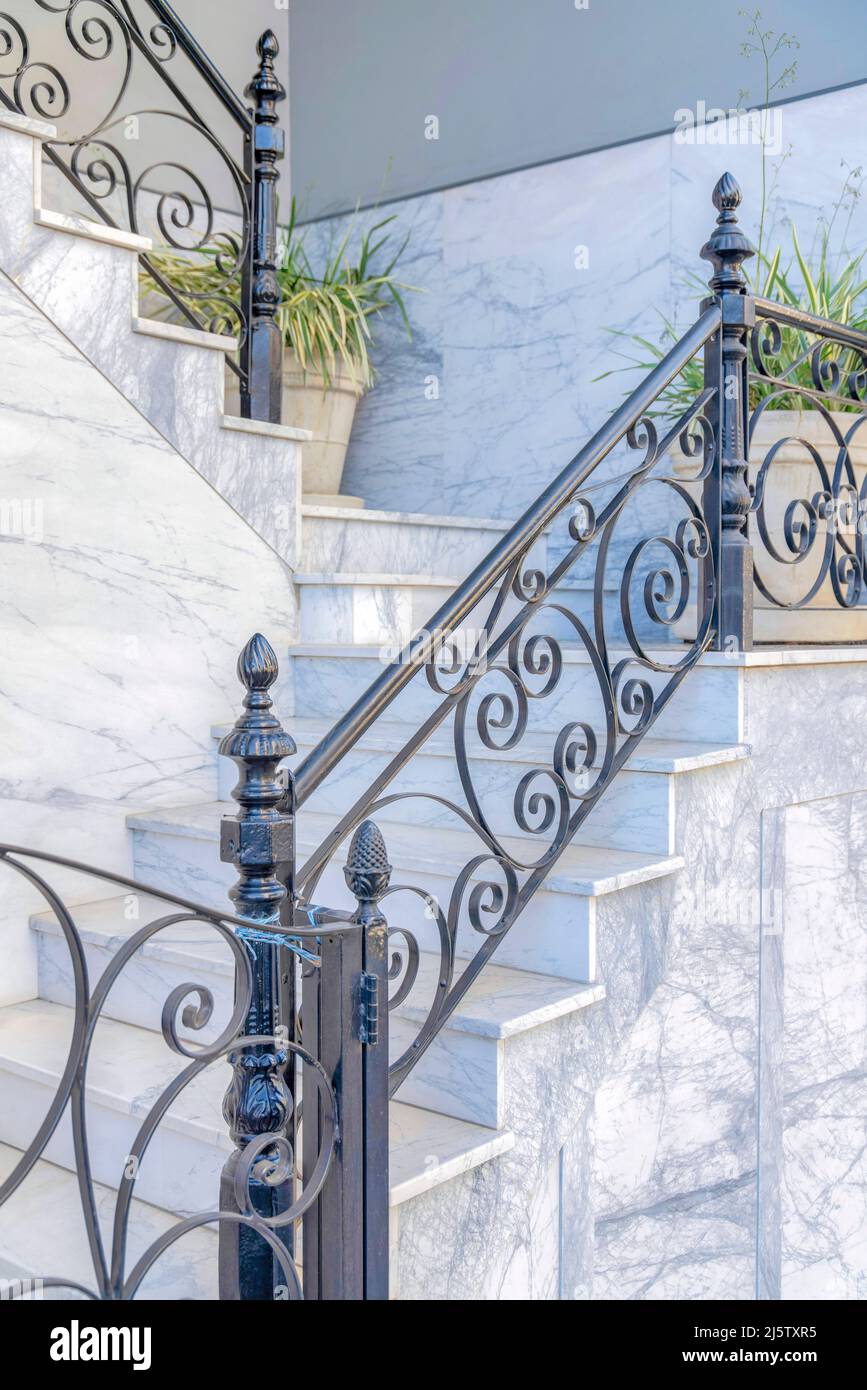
[
  {"left": 596, "top": 214, "right": 867, "bottom": 638},
  {"left": 594, "top": 9, "right": 867, "bottom": 638},
  {"left": 141, "top": 202, "right": 415, "bottom": 501}
]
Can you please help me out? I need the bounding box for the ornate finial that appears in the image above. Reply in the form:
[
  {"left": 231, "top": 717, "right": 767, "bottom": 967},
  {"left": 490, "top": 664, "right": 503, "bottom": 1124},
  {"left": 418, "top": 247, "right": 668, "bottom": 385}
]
[
  {"left": 344, "top": 820, "right": 392, "bottom": 918},
  {"left": 246, "top": 29, "right": 286, "bottom": 105},
  {"left": 220, "top": 635, "right": 295, "bottom": 922},
  {"left": 243, "top": 29, "right": 286, "bottom": 422},
  {"left": 712, "top": 170, "right": 742, "bottom": 213},
  {"left": 238, "top": 631, "right": 278, "bottom": 692},
  {"left": 701, "top": 172, "right": 755, "bottom": 293},
  {"left": 259, "top": 29, "right": 279, "bottom": 60}
]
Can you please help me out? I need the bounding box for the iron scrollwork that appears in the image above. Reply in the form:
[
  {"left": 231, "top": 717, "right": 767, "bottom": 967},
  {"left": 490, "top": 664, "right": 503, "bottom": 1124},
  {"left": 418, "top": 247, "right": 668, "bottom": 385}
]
[
  {"left": 293, "top": 375, "right": 719, "bottom": 1090},
  {"left": 0, "top": 844, "right": 334, "bottom": 1300},
  {"left": 748, "top": 303, "right": 867, "bottom": 611},
  {"left": 0, "top": 0, "right": 277, "bottom": 397}
]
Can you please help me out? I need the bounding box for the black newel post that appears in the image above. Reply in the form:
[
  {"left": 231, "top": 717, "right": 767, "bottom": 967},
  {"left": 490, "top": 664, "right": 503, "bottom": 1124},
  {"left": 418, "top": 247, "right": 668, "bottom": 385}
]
[
  {"left": 701, "top": 172, "right": 756, "bottom": 650},
  {"left": 241, "top": 30, "right": 286, "bottom": 423},
  {"left": 218, "top": 633, "right": 296, "bottom": 1300}
]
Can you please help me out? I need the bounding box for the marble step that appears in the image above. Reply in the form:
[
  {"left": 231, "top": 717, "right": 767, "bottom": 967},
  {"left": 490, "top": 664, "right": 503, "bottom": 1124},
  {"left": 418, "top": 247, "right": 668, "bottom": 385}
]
[
  {"left": 127, "top": 802, "right": 683, "bottom": 981},
  {"left": 31, "top": 896, "right": 605, "bottom": 1127},
  {"left": 0, "top": 999, "right": 514, "bottom": 1218},
  {"left": 300, "top": 503, "right": 516, "bottom": 575},
  {"left": 285, "top": 642, "right": 745, "bottom": 744},
  {"left": 215, "top": 718, "right": 748, "bottom": 856},
  {"left": 294, "top": 572, "right": 624, "bottom": 652},
  {"left": 295, "top": 573, "right": 461, "bottom": 647},
  {"left": 0, "top": 1141, "right": 218, "bottom": 1300}
]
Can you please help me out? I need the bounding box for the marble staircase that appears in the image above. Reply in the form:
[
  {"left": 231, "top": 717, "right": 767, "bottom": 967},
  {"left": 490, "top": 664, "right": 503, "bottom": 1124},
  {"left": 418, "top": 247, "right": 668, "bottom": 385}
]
[
  {"left": 3, "top": 107, "right": 859, "bottom": 1301},
  {"left": 0, "top": 622, "right": 753, "bottom": 1297}
]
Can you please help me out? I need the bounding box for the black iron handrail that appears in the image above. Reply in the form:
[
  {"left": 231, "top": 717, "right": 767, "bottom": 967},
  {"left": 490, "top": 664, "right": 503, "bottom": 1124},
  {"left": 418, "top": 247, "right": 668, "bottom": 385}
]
[
  {"left": 293, "top": 304, "right": 723, "bottom": 808},
  {"left": 754, "top": 295, "right": 867, "bottom": 352},
  {"left": 0, "top": 0, "right": 285, "bottom": 419},
  {"left": 139, "top": 0, "right": 252, "bottom": 129},
  {"left": 284, "top": 173, "right": 761, "bottom": 1110}
]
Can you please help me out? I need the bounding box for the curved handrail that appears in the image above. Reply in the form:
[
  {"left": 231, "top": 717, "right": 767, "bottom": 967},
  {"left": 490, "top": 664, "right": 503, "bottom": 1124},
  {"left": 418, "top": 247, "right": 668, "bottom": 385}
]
[{"left": 293, "top": 303, "right": 722, "bottom": 807}]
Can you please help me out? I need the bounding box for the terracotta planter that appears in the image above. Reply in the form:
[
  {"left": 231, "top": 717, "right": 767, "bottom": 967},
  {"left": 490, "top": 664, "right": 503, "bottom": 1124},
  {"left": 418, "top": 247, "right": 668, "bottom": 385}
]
[
  {"left": 671, "top": 408, "right": 867, "bottom": 642},
  {"left": 226, "top": 355, "right": 365, "bottom": 500}
]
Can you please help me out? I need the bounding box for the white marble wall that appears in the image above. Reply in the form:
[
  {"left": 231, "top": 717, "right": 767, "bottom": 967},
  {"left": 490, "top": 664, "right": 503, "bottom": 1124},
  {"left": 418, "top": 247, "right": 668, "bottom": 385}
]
[
  {"left": 0, "top": 268, "right": 294, "bottom": 1003},
  {"left": 759, "top": 793, "right": 867, "bottom": 1300},
  {"left": 303, "top": 83, "right": 867, "bottom": 523},
  {"left": 392, "top": 655, "right": 867, "bottom": 1300},
  {"left": 0, "top": 118, "right": 305, "bottom": 571}
]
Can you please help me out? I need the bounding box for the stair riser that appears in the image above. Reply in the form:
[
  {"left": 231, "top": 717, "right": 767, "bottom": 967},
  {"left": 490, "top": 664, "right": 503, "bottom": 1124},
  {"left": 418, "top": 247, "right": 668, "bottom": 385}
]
[
  {"left": 131, "top": 828, "right": 596, "bottom": 980},
  {"left": 390, "top": 1018, "right": 503, "bottom": 1126},
  {"left": 34, "top": 927, "right": 235, "bottom": 1046},
  {"left": 34, "top": 926, "right": 507, "bottom": 1126},
  {"left": 289, "top": 652, "right": 742, "bottom": 743},
  {"left": 300, "top": 514, "right": 515, "bottom": 575},
  {"left": 0, "top": 1067, "right": 228, "bottom": 1215},
  {"left": 223, "top": 743, "right": 674, "bottom": 856},
  {"left": 299, "top": 582, "right": 458, "bottom": 647},
  {"left": 297, "top": 579, "right": 621, "bottom": 650}
]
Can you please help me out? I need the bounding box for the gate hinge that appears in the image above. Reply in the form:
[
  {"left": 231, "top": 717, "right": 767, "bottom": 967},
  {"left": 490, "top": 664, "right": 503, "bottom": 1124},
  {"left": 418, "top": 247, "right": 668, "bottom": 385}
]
[{"left": 358, "top": 971, "right": 380, "bottom": 1045}]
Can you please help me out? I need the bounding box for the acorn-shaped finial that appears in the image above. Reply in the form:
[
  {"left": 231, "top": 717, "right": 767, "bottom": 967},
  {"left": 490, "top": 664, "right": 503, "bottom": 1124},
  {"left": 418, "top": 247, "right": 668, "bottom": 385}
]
[{"left": 344, "top": 820, "right": 392, "bottom": 909}]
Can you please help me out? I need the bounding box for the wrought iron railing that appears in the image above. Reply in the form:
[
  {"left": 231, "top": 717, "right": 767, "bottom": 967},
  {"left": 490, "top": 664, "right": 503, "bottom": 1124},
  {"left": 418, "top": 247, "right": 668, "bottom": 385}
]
[
  {"left": 0, "top": 636, "right": 388, "bottom": 1302},
  {"left": 4, "top": 172, "right": 867, "bottom": 1301},
  {"left": 0, "top": 0, "right": 285, "bottom": 419},
  {"left": 749, "top": 297, "right": 867, "bottom": 615}
]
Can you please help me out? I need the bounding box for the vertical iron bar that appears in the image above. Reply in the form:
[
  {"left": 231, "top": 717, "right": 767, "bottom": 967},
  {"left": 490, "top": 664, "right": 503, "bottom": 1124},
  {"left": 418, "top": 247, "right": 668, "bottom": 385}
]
[
  {"left": 302, "top": 929, "right": 365, "bottom": 1300},
  {"left": 218, "top": 633, "right": 296, "bottom": 1300},
  {"left": 301, "top": 820, "right": 391, "bottom": 1300},
  {"left": 345, "top": 821, "right": 391, "bottom": 1300},
  {"left": 700, "top": 172, "right": 756, "bottom": 651},
  {"left": 241, "top": 30, "right": 286, "bottom": 422}
]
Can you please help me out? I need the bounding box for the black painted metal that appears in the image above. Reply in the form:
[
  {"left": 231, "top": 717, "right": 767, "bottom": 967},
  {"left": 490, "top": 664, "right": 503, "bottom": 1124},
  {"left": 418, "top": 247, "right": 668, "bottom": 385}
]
[
  {"left": 217, "top": 633, "right": 297, "bottom": 1299},
  {"left": 700, "top": 172, "right": 756, "bottom": 650},
  {"left": 293, "top": 305, "right": 723, "bottom": 808},
  {"left": 241, "top": 30, "right": 285, "bottom": 424},
  {"left": 0, "top": 840, "right": 326, "bottom": 1299},
  {"left": 748, "top": 297, "right": 867, "bottom": 613},
  {"left": 0, "top": 1, "right": 285, "bottom": 417}
]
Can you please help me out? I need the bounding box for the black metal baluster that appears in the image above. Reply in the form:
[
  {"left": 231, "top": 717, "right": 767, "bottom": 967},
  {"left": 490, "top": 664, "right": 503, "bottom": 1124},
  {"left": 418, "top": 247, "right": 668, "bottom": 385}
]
[
  {"left": 218, "top": 633, "right": 296, "bottom": 1300},
  {"left": 241, "top": 30, "right": 286, "bottom": 423},
  {"left": 301, "top": 820, "right": 391, "bottom": 1300},
  {"left": 344, "top": 821, "right": 391, "bottom": 1300},
  {"left": 701, "top": 172, "right": 756, "bottom": 650}
]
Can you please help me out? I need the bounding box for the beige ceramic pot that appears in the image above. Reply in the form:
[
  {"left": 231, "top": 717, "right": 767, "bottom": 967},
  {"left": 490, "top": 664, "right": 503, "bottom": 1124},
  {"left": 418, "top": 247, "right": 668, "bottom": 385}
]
[{"left": 226, "top": 354, "right": 365, "bottom": 498}]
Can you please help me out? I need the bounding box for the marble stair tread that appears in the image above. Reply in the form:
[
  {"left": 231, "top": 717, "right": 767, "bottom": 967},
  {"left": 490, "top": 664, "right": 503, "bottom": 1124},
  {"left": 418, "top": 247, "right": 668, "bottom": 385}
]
[
  {"left": 286, "top": 640, "right": 729, "bottom": 660},
  {"left": 212, "top": 716, "right": 749, "bottom": 775},
  {"left": 300, "top": 503, "right": 511, "bottom": 531},
  {"left": 126, "top": 801, "right": 685, "bottom": 898},
  {"left": 394, "top": 952, "right": 605, "bottom": 1038},
  {"left": 0, "top": 1141, "right": 218, "bottom": 1299},
  {"left": 0, "top": 1000, "right": 512, "bottom": 1208},
  {"left": 294, "top": 572, "right": 462, "bottom": 586},
  {"left": 30, "top": 898, "right": 604, "bottom": 1039},
  {"left": 30, "top": 892, "right": 237, "bottom": 975}
]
